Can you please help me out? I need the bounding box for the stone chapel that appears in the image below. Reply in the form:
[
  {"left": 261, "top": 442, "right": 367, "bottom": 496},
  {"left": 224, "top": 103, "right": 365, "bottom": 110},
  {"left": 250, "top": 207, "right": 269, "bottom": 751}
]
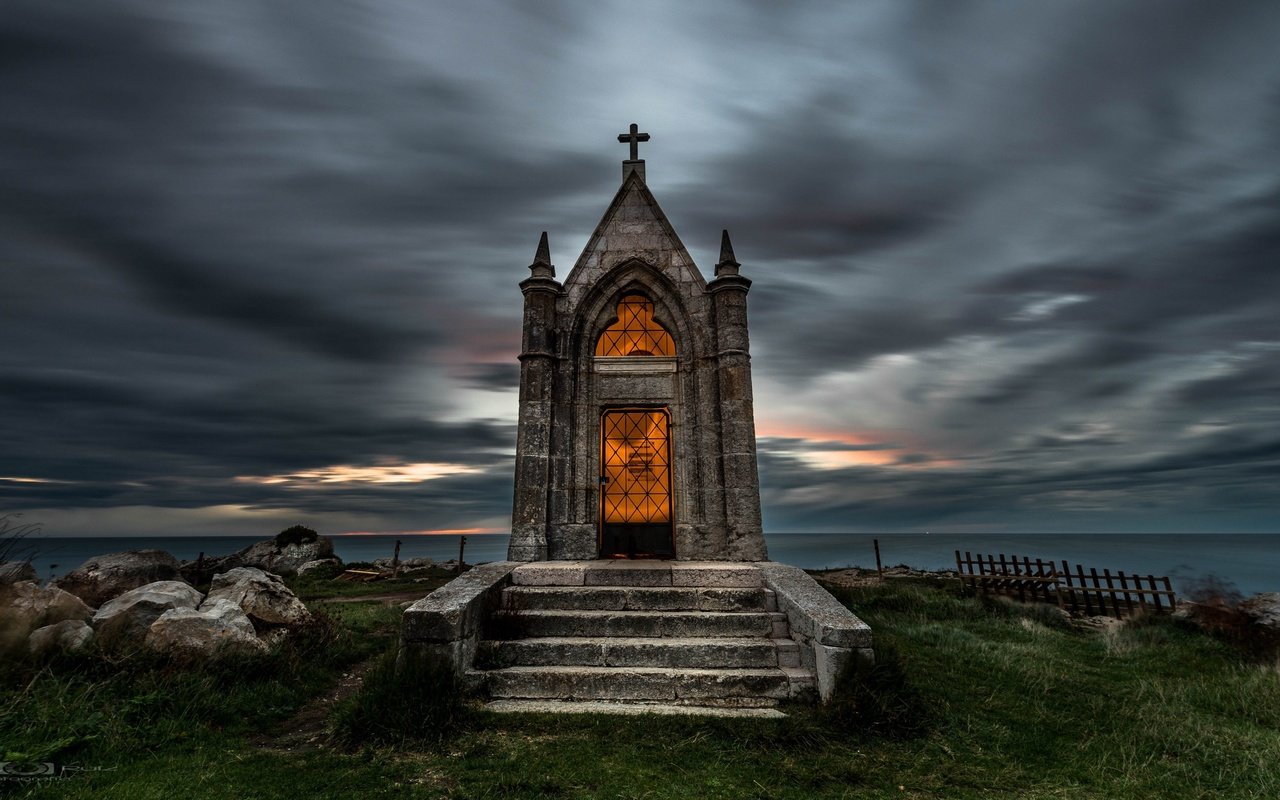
[
  {"left": 509, "top": 124, "right": 768, "bottom": 563},
  {"left": 402, "top": 127, "right": 871, "bottom": 711}
]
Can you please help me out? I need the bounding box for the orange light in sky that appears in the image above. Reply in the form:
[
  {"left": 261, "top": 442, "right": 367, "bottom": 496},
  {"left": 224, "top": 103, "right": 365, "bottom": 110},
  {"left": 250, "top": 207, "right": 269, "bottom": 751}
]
[
  {"left": 336, "top": 527, "right": 505, "bottom": 536},
  {"left": 756, "top": 424, "right": 931, "bottom": 470},
  {"left": 234, "top": 462, "right": 482, "bottom": 487}
]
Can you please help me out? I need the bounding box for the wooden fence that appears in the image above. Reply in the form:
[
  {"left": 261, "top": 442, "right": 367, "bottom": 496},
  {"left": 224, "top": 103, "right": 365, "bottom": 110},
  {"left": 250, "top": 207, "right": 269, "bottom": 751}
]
[{"left": 954, "top": 550, "right": 1176, "bottom": 618}]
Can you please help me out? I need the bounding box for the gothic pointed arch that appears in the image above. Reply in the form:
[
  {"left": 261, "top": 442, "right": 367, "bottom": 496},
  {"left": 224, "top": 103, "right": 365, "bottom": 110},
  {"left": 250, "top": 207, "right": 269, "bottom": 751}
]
[{"left": 570, "top": 258, "right": 703, "bottom": 367}]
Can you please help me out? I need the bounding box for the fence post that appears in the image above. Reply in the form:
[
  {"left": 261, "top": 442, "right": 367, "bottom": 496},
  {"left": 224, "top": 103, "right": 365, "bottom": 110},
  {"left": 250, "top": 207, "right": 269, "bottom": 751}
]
[
  {"left": 1076, "top": 564, "right": 1094, "bottom": 615},
  {"left": 874, "top": 539, "right": 883, "bottom": 579}
]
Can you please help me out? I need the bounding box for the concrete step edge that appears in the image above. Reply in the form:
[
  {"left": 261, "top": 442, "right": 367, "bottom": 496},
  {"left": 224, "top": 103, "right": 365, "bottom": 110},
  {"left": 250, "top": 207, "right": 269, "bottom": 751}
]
[
  {"left": 480, "top": 636, "right": 791, "bottom": 647},
  {"left": 472, "top": 665, "right": 798, "bottom": 677},
  {"left": 484, "top": 700, "right": 786, "bottom": 718}
]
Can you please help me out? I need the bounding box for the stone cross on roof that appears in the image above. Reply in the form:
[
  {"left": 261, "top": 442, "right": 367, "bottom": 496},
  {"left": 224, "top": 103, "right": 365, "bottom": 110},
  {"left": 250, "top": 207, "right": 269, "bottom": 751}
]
[{"left": 617, "top": 123, "right": 650, "bottom": 161}]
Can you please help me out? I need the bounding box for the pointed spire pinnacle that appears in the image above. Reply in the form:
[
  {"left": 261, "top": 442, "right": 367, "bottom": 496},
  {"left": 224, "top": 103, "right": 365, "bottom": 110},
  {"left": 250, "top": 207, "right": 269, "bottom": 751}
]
[
  {"left": 534, "top": 231, "right": 551, "bottom": 265},
  {"left": 527, "top": 231, "right": 555, "bottom": 279},
  {"left": 719, "top": 229, "right": 738, "bottom": 266},
  {"left": 715, "top": 229, "right": 740, "bottom": 277}
]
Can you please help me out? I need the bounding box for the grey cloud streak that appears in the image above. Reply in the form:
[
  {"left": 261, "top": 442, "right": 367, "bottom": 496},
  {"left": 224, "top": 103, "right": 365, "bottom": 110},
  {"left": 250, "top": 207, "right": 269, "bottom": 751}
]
[{"left": 2, "top": 0, "right": 1279, "bottom": 536}]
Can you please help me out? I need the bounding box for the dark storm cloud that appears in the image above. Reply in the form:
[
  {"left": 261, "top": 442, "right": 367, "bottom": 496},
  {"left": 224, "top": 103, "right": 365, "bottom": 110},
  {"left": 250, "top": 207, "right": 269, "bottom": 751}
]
[
  {"left": 2, "top": 1, "right": 1279, "bottom": 535},
  {"left": 456, "top": 363, "right": 521, "bottom": 392}
]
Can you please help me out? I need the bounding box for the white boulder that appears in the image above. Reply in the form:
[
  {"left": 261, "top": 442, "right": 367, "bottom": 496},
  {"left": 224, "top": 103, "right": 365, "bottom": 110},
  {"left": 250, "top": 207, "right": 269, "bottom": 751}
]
[
  {"left": 205, "top": 567, "right": 311, "bottom": 628},
  {"left": 28, "top": 619, "right": 94, "bottom": 656},
  {"left": 53, "top": 549, "right": 185, "bottom": 607},
  {"left": 0, "top": 561, "right": 37, "bottom": 585},
  {"left": 296, "top": 558, "right": 342, "bottom": 576},
  {"left": 0, "top": 580, "right": 94, "bottom": 654},
  {"left": 1239, "top": 592, "right": 1280, "bottom": 631},
  {"left": 146, "top": 598, "right": 266, "bottom": 658},
  {"left": 92, "top": 580, "right": 204, "bottom": 647}
]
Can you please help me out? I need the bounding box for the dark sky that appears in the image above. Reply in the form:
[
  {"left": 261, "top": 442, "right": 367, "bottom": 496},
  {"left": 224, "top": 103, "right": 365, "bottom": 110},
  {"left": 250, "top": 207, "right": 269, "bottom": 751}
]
[{"left": 3, "top": 1, "right": 1279, "bottom": 537}]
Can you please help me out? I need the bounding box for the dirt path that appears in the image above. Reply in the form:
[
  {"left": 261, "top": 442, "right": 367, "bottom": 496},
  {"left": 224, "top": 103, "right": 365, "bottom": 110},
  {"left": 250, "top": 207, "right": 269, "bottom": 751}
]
[
  {"left": 252, "top": 657, "right": 378, "bottom": 753},
  {"left": 313, "top": 589, "right": 428, "bottom": 605}
]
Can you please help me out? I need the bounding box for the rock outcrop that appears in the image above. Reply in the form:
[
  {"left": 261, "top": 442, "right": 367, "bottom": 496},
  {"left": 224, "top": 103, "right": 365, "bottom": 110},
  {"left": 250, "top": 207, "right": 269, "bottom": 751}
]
[
  {"left": 54, "top": 550, "right": 185, "bottom": 607},
  {"left": 372, "top": 556, "right": 435, "bottom": 571},
  {"left": 0, "top": 561, "right": 37, "bottom": 585},
  {"left": 204, "top": 567, "right": 311, "bottom": 628},
  {"left": 146, "top": 598, "right": 266, "bottom": 658},
  {"left": 28, "top": 619, "right": 94, "bottom": 656},
  {"left": 198, "top": 537, "right": 337, "bottom": 577},
  {"left": 296, "top": 558, "right": 342, "bottom": 576},
  {"left": 92, "top": 580, "right": 204, "bottom": 648},
  {"left": 0, "top": 581, "right": 94, "bottom": 653},
  {"left": 1239, "top": 592, "right": 1280, "bottom": 630}
]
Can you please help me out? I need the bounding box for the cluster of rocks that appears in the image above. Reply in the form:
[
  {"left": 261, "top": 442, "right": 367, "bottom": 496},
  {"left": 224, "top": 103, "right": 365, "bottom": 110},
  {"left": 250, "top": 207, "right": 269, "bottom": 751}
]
[
  {"left": 1, "top": 546, "right": 314, "bottom": 661},
  {"left": 182, "top": 533, "right": 339, "bottom": 580}
]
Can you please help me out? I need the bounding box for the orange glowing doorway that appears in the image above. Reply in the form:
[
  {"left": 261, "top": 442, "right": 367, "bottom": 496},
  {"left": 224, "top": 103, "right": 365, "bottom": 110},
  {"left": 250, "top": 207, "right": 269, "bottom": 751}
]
[{"left": 599, "top": 408, "right": 674, "bottom": 558}]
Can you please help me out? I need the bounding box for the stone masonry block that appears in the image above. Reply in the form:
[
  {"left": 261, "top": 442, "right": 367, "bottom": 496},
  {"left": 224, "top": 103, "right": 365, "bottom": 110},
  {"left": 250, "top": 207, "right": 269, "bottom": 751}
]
[
  {"left": 814, "top": 643, "right": 854, "bottom": 701},
  {"left": 696, "top": 588, "right": 772, "bottom": 612},
  {"left": 583, "top": 562, "right": 672, "bottom": 587},
  {"left": 758, "top": 562, "right": 872, "bottom": 648},
  {"left": 622, "top": 587, "right": 700, "bottom": 611},
  {"left": 402, "top": 561, "right": 518, "bottom": 644},
  {"left": 775, "top": 639, "right": 801, "bottom": 668},
  {"left": 510, "top": 562, "right": 586, "bottom": 586},
  {"left": 670, "top": 562, "right": 762, "bottom": 588}
]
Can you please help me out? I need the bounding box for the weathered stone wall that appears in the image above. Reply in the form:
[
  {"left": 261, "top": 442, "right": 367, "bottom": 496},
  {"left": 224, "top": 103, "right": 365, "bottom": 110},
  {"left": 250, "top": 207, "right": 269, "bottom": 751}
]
[
  {"left": 510, "top": 164, "right": 768, "bottom": 562},
  {"left": 401, "top": 561, "right": 519, "bottom": 673},
  {"left": 758, "top": 563, "right": 874, "bottom": 700}
]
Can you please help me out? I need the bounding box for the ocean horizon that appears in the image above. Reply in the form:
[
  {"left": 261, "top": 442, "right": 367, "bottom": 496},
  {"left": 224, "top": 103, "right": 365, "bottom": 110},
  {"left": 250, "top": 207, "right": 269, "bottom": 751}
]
[{"left": 8, "top": 531, "right": 1278, "bottom": 597}]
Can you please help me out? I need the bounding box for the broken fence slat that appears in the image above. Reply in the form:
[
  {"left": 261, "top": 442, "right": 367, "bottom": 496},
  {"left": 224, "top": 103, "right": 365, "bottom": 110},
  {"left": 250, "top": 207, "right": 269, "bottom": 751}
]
[{"left": 953, "top": 552, "right": 1174, "bottom": 618}]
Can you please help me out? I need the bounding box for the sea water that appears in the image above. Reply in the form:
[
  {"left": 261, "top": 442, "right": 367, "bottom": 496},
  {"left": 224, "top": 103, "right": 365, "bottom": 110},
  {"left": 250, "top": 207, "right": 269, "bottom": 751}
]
[{"left": 11, "top": 532, "right": 1278, "bottom": 596}]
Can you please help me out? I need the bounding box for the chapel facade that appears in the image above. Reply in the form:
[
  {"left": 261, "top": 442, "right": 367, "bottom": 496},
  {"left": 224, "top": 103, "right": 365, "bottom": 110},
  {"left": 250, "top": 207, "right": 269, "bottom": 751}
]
[{"left": 508, "top": 127, "right": 769, "bottom": 563}]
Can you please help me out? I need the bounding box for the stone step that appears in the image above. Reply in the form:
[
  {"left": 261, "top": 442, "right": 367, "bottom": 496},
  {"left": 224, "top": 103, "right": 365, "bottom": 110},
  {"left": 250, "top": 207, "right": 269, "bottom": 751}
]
[
  {"left": 492, "top": 609, "right": 788, "bottom": 639},
  {"left": 484, "top": 699, "right": 787, "bottom": 719},
  {"left": 510, "top": 561, "right": 763, "bottom": 589},
  {"left": 501, "top": 585, "right": 777, "bottom": 613},
  {"left": 477, "top": 636, "right": 799, "bottom": 669},
  {"left": 472, "top": 665, "right": 814, "bottom": 702}
]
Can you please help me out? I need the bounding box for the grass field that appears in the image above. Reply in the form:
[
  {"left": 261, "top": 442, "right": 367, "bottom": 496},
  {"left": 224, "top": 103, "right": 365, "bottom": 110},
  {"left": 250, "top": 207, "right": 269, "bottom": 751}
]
[{"left": 2, "top": 576, "right": 1277, "bottom": 799}]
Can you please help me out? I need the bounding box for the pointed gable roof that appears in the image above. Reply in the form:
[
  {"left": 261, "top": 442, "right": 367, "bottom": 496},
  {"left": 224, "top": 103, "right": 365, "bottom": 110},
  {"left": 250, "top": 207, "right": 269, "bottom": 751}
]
[{"left": 560, "top": 170, "right": 707, "bottom": 312}]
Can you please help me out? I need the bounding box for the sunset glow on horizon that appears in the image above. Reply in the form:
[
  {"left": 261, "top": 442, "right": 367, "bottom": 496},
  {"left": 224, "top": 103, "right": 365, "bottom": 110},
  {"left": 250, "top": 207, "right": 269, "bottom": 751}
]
[
  {"left": 335, "top": 527, "right": 507, "bottom": 537},
  {"left": 235, "top": 462, "right": 483, "bottom": 487}
]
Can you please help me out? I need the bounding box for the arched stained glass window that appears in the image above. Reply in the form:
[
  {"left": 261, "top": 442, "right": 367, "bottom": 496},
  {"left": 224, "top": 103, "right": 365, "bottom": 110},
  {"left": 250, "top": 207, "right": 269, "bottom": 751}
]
[{"left": 594, "top": 294, "right": 675, "bottom": 357}]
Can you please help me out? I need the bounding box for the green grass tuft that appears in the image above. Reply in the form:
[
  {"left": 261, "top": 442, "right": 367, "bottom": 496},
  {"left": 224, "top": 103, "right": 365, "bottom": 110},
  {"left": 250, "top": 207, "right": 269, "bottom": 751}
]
[
  {"left": 329, "top": 645, "right": 466, "bottom": 748},
  {"left": 822, "top": 640, "right": 929, "bottom": 739}
]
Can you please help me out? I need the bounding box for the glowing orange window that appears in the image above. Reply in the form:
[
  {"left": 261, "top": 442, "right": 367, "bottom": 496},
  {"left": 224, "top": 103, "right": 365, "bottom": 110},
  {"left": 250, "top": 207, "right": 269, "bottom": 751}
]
[
  {"left": 601, "top": 410, "right": 671, "bottom": 524},
  {"left": 595, "top": 294, "right": 675, "bottom": 357}
]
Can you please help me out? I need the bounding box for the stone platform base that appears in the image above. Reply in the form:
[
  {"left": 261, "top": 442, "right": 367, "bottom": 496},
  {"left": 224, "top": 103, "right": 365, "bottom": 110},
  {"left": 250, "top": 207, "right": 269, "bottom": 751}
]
[{"left": 401, "top": 560, "right": 872, "bottom": 715}]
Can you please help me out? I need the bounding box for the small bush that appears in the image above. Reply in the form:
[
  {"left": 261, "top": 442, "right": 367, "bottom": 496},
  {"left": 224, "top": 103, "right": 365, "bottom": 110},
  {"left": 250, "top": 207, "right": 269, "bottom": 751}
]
[
  {"left": 329, "top": 645, "right": 467, "bottom": 748},
  {"left": 822, "top": 642, "right": 928, "bottom": 740},
  {"left": 1183, "top": 573, "right": 1244, "bottom": 606},
  {"left": 275, "top": 525, "right": 319, "bottom": 546}
]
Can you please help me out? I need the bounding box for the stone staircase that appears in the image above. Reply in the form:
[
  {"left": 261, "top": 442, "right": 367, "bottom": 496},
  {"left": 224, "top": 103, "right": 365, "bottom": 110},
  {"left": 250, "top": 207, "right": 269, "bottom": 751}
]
[{"left": 468, "top": 561, "right": 815, "bottom": 717}]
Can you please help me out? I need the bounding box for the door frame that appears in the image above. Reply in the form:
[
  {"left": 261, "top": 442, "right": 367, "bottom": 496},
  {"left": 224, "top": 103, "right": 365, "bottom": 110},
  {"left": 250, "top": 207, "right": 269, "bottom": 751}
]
[{"left": 597, "top": 405, "right": 675, "bottom": 559}]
